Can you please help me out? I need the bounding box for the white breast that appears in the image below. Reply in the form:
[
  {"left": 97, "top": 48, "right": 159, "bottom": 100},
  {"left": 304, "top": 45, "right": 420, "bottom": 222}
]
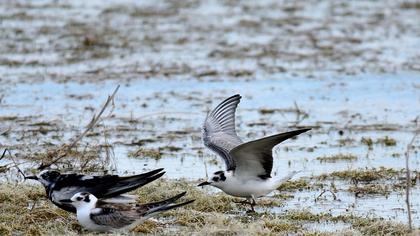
[
  {"left": 218, "top": 177, "right": 276, "bottom": 198},
  {"left": 77, "top": 208, "right": 107, "bottom": 232}
]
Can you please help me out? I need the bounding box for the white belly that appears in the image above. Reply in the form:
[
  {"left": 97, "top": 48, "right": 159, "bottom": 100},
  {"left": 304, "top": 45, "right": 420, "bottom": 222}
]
[
  {"left": 77, "top": 209, "right": 109, "bottom": 232},
  {"left": 218, "top": 178, "right": 275, "bottom": 198}
]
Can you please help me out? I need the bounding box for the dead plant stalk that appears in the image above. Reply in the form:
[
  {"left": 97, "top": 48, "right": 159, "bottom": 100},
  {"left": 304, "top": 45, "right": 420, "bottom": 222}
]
[
  {"left": 405, "top": 116, "right": 419, "bottom": 232},
  {"left": 38, "top": 85, "right": 120, "bottom": 169}
]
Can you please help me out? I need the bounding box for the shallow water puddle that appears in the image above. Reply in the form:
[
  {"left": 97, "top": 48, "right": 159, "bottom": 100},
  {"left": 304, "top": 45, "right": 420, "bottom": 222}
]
[{"left": 0, "top": 73, "right": 419, "bottom": 227}]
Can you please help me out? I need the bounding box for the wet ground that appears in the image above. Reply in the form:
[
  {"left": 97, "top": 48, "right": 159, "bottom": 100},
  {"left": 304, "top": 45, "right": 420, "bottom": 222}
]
[{"left": 0, "top": 0, "right": 420, "bottom": 234}]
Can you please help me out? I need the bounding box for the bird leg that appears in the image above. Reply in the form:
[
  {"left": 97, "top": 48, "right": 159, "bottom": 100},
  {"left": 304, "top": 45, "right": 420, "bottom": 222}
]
[
  {"left": 234, "top": 197, "right": 257, "bottom": 213},
  {"left": 248, "top": 195, "right": 257, "bottom": 212}
]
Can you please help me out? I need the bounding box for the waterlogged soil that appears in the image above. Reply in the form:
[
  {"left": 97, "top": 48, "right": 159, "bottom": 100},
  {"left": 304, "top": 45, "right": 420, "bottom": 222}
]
[{"left": 0, "top": 0, "right": 420, "bottom": 234}]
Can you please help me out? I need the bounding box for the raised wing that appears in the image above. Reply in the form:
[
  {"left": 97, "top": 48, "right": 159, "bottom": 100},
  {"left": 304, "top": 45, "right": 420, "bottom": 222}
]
[
  {"left": 203, "top": 94, "right": 243, "bottom": 170},
  {"left": 230, "top": 129, "right": 310, "bottom": 179}
]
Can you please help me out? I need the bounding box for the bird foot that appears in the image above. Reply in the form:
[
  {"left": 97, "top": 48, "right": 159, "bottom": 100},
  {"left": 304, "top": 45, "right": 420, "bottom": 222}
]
[{"left": 246, "top": 209, "right": 256, "bottom": 214}]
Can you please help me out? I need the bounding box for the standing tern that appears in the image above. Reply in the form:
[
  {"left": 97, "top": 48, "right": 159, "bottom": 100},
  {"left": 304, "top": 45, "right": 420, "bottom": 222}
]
[{"left": 198, "top": 94, "right": 310, "bottom": 211}]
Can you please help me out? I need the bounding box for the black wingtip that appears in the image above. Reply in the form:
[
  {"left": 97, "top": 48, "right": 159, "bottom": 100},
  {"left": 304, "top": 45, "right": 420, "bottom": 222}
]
[
  {"left": 279, "top": 128, "right": 311, "bottom": 141},
  {"left": 158, "top": 191, "right": 187, "bottom": 205},
  {"left": 293, "top": 128, "right": 311, "bottom": 135},
  {"left": 143, "top": 168, "right": 165, "bottom": 176},
  {"left": 164, "top": 199, "right": 195, "bottom": 211},
  {"left": 133, "top": 171, "right": 165, "bottom": 188},
  {"left": 224, "top": 94, "right": 242, "bottom": 102},
  {"left": 145, "top": 171, "right": 165, "bottom": 183}
]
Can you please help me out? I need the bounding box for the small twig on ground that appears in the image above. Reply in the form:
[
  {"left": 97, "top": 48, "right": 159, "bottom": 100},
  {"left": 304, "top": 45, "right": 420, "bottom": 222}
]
[
  {"left": 405, "top": 116, "right": 419, "bottom": 232},
  {"left": 38, "top": 85, "right": 120, "bottom": 170},
  {"left": 7, "top": 149, "right": 27, "bottom": 179},
  {"left": 293, "top": 101, "right": 309, "bottom": 126},
  {"left": 315, "top": 189, "right": 337, "bottom": 202},
  {"left": 1, "top": 149, "right": 6, "bottom": 160}
]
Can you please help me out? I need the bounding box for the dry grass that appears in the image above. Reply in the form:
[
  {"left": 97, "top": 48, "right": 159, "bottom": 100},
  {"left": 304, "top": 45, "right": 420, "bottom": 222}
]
[
  {"left": 316, "top": 154, "right": 358, "bottom": 163},
  {"left": 0, "top": 178, "right": 414, "bottom": 235},
  {"left": 317, "top": 167, "right": 401, "bottom": 183}
]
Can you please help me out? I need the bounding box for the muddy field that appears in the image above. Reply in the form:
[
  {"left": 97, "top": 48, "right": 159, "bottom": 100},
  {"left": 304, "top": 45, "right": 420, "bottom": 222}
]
[{"left": 0, "top": 0, "right": 419, "bottom": 235}]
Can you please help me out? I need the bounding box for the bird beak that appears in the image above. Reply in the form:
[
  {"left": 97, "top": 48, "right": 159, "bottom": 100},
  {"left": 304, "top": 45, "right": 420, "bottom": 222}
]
[
  {"left": 25, "top": 175, "right": 38, "bottom": 180},
  {"left": 197, "top": 181, "right": 211, "bottom": 187},
  {"left": 59, "top": 199, "right": 73, "bottom": 203}
]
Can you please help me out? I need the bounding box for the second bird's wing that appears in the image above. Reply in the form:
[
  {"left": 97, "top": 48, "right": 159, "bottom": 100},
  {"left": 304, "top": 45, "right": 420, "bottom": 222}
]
[{"left": 90, "top": 207, "right": 138, "bottom": 229}]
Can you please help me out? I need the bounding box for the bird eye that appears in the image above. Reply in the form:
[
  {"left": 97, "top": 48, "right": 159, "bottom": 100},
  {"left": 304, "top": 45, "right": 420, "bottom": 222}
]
[
  {"left": 212, "top": 177, "right": 219, "bottom": 182},
  {"left": 76, "top": 197, "right": 83, "bottom": 201}
]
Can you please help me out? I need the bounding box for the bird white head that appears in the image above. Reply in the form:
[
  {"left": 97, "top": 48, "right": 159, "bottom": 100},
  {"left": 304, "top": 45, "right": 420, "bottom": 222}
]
[
  {"left": 62, "top": 192, "right": 98, "bottom": 210},
  {"left": 198, "top": 170, "right": 231, "bottom": 189}
]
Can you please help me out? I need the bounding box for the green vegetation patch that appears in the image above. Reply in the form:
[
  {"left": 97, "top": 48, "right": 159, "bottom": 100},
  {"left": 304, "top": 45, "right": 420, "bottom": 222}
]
[
  {"left": 316, "top": 154, "right": 358, "bottom": 163},
  {"left": 317, "top": 167, "right": 400, "bottom": 183},
  {"left": 277, "top": 179, "right": 310, "bottom": 191}
]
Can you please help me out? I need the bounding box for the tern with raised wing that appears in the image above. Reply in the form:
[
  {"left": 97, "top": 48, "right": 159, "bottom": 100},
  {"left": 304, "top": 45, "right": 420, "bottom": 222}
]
[{"left": 198, "top": 94, "right": 310, "bottom": 211}]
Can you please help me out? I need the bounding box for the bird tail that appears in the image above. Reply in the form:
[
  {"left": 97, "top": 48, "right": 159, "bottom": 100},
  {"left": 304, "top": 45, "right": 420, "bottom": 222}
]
[{"left": 141, "top": 192, "right": 195, "bottom": 217}]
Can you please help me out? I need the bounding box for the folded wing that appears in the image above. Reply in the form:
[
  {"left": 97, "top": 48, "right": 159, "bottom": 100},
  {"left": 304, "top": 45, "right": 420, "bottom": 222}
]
[
  {"left": 51, "top": 168, "right": 164, "bottom": 212},
  {"left": 90, "top": 207, "right": 137, "bottom": 229}
]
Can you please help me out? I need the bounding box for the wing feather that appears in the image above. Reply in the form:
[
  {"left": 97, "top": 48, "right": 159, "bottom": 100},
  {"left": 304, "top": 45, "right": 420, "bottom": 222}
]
[
  {"left": 90, "top": 208, "right": 137, "bottom": 228},
  {"left": 203, "top": 94, "right": 243, "bottom": 170},
  {"left": 230, "top": 129, "right": 310, "bottom": 178}
]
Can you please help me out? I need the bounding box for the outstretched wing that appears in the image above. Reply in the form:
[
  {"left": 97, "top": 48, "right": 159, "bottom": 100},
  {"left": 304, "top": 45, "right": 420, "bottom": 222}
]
[
  {"left": 203, "top": 94, "right": 243, "bottom": 170},
  {"left": 230, "top": 129, "right": 310, "bottom": 179}
]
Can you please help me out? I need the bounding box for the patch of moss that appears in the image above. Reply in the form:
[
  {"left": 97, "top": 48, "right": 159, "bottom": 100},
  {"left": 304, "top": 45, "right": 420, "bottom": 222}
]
[
  {"left": 263, "top": 219, "right": 301, "bottom": 233},
  {"left": 376, "top": 136, "right": 397, "bottom": 146},
  {"left": 316, "top": 154, "right": 357, "bottom": 163},
  {"left": 277, "top": 179, "right": 309, "bottom": 191},
  {"left": 348, "top": 184, "right": 391, "bottom": 196},
  {"left": 361, "top": 136, "right": 397, "bottom": 149},
  {"left": 338, "top": 138, "right": 355, "bottom": 146},
  {"left": 132, "top": 220, "right": 159, "bottom": 233},
  {"left": 259, "top": 108, "right": 277, "bottom": 114},
  {"left": 361, "top": 137, "right": 373, "bottom": 149},
  {"left": 128, "top": 148, "right": 162, "bottom": 160},
  {"left": 317, "top": 167, "right": 400, "bottom": 183}
]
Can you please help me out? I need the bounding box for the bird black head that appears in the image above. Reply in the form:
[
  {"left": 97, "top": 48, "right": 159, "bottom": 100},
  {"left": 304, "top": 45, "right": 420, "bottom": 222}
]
[
  {"left": 212, "top": 171, "right": 226, "bottom": 182},
  {"left": 74, "top": 192, "right": 91, "bottom": 203},
  {"left": 198, "top": 170, "right": 227, "bottom": 187},
  {"left": 26, "top": 170, "right": 61, "bottom": 186},
  {"left": 60, "top": 192, "right": 97, "bottom": 209}
]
